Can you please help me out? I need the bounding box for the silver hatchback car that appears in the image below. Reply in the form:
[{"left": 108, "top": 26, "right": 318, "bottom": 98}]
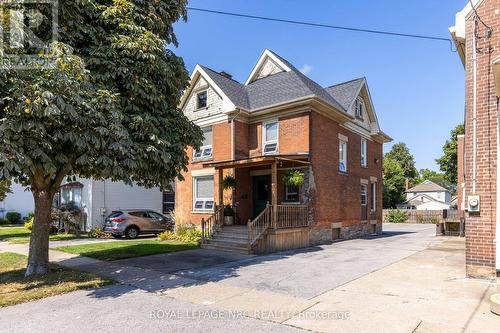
[{"left": 103, "top": 209, "right": 174, "bottom": 239}]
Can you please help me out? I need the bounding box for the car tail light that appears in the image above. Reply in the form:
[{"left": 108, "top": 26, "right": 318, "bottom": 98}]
[{"left": 111, "top": 217, "right": 125, "bottom": 223}]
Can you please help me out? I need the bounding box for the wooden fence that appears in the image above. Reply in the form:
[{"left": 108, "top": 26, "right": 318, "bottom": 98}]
[{"left": 383, "top": 209, "right": 462, "bottom": 224}]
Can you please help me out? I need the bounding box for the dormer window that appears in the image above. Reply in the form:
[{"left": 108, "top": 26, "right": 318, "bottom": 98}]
[
  {"left": 193, "top": 127, "right": 212, "bottom": 159},
  {"left": 196, "top": 90, "right": 207, "bottom": 109},
  {"left": 263, "top": 121, "right": 279, "bottom": 155},
  {"left": 354, "top": 97, "right": 365, "bottom": 119}
]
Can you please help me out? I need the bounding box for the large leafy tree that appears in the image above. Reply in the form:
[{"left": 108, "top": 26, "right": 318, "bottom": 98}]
[
  {"left": 0, "top": 1, "right": 202, "bottom": 276},
  {"left": 0, "top": 179, "right": 11, "bottom": 202},
  {"left": 382, "top": 158, "right": 406, "bottom": 208},
  {"left": 385, "top": 143, "right": 418, "bottom": 182},
  {"left": 436, "top": 124, "right": 465, "bottom": 185}
]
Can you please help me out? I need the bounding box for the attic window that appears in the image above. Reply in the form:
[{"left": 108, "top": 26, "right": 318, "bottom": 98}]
[
  {"left": 354, "top": 97, "right": 365, "bottom": 119},
  {"left": 196, "top": 91, "right": 207, "bottom": 109}
]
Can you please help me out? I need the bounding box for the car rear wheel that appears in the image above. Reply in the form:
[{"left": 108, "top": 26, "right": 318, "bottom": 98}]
[{"left": 125, "top": 226, "right": 139, "bottom": 239}]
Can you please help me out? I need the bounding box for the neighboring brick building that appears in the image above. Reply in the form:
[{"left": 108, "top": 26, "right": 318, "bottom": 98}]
[
  {"left": 176, "top": 49, "right": 391, "bottom": 252},
  {"left": 450, "top": 0, "right": 500, "bottom": 278}
]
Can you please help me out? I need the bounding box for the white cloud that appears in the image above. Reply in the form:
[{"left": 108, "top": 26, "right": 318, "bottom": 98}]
[{"left": 299, "top": 64, "right": 313, "bottom": 75}]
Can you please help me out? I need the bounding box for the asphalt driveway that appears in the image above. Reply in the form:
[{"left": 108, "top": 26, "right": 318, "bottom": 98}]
[{"left": 1, "top": 223, "right": 498, "bottom": 333}]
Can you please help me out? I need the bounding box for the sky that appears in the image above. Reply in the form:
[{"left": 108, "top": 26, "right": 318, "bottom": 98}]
[{"left": 172, "top": 0, "right": 467, "bottom": 171}]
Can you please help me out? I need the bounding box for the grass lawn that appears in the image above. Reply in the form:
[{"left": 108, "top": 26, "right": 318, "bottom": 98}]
[
  {"left": 54, "top": 240, "right": 199, "bottom": 261},
  {"left": 0, "top": 227, "right": 87, "bottom": 244},
  {"left": 0, "top": 252, "right": 112, "bottom": 308}
]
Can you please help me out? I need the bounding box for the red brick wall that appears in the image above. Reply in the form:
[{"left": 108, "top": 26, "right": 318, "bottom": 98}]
[
  {"left": 463, "top": 0, "right": 500, "bottom": 278},
  {"left": 175, "top": 121, "right": 232, "bottom": 225},
  {"left": 457, "top": 135, "right": 465, "bottom": 212},
  {"left": 309, "top": 112, "right": 383, "bottom": 231}
]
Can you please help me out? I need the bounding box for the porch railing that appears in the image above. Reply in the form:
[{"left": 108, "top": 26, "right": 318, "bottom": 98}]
[
  {"left": 247, "top": 204, "right": 272, "bottom": 248},
  {"left": 276, "top": 205, "right": 309, "bottom": 229},
  {"left": 201, "top": 204, "right": 224, "bottom": 243},
  {"left": 247, "top": 204, "right": 309, "bottom": 249}
]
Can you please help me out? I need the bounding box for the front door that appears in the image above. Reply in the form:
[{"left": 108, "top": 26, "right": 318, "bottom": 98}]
[{"left": 252, "top": 175, "right": 271, "bottom": 219}]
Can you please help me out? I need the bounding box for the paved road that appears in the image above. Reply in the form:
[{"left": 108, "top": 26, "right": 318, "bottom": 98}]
[{"left": 1, "top": 223, "right": 497, "bottom": 332}]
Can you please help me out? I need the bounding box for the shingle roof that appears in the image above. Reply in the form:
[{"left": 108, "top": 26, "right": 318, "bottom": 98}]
[
  {"left": 325, "top": 78, "right": 365, "bottom": 110},
  {"left": 198, "top": 50, "right": 347, "bottom": 112},
  {"left": 406, "top": 180, "right": 449, "bottom": 193},
  {"left": 200, "top": 65, "right": 250, "bottom": 109}
]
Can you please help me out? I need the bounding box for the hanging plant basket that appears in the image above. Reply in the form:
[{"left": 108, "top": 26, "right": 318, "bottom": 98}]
[
  {"left": 222, "top": 175, "right": 237, "bottom": 190},
  {"left": 283, "top": 169, "right": 304, "bottom": 187}
]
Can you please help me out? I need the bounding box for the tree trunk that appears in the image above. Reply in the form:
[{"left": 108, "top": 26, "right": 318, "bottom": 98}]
[{"left": 25, "top": 189, "right": 55, "bottom": 277}]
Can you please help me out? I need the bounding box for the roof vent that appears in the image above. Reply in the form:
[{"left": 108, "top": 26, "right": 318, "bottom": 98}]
[{"left": 219, "top": 71, "right": 233, "bottom": 79}]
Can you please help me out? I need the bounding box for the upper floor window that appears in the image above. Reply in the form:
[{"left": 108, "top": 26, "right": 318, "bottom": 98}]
[
  {"left": 361, "top": 138, "right": 367, "bottom": 167},
  {"left": 193, "top": 127, "right": 212, "bottom": 159},
  {"left": 354, "top": 97, "right": 365, "bottom": 119},
  {"left": 196, "top": 90, "right": 207, "bottom": 109},
  {"left": 263, "top": 121, "right": 278, "bottom": 155},
  {"left": 339, "top": 140, "right": 347, "bottom": 173}
]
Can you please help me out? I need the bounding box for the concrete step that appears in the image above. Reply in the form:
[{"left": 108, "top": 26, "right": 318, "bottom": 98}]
[
  {"left": 201, "top": 243, "right": 250, "bottom": 254},
  {"left": 208, "top": 239, "right": 248, "bottom": 248},
  {"left": 211, "top": 236, "right": 248, "bottom": 244},
  {"left": 215, "top": 232, "right": 248, "bottom": 240}
]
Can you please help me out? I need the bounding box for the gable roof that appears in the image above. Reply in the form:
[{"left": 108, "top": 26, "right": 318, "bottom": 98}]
[
  {"left": 187, "top": 49, "right": 391, "bottom": 142},
  {"left": 402, "top": 193, "right": 448, "bottom": 206},
  {"left": 406, "top": 180, "right": 449, "bottom": 193},
  {"left": 325, "top": 78, "right": 365, "bottom": 111},
  {"left": 200, "top": 65, "right": 250, "bottom": 109}
]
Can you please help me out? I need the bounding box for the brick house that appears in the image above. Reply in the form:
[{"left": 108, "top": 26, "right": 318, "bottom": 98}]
[
  {"left": 450, "top": 0, "right": 500, "bottom": 278},
  {"left": 175, "top": 49, "right": 391, "bottom": 253}
]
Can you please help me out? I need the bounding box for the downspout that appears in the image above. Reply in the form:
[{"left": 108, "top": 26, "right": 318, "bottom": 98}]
[
  {"left": 472, "top": 17, "right": 478, "bottom": 194},
  {"left": 496, "top": 97, "right": 500, "bottom": 270}
]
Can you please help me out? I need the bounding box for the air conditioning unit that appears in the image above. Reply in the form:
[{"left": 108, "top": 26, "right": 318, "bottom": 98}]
[{"left": 467, "top": 195, "right": 480, "bottom": 213}]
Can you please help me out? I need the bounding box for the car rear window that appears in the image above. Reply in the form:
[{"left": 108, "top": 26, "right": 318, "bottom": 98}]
[
  {"left": 128, "top": 211, "right": 148, "bottom": 218},
  {"left": 107, "top": 211, "right": 123, "bottom": 219}
]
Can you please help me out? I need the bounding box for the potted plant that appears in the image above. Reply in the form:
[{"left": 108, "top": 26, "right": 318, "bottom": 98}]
[
  {"left": 223, "top": 205, "right": 235, "bottom": 225},
  {"left": 222, "top": 175, "right": 237, "bottom": 190},
  {"left": 283, "top": 169, "right": 304, "bottom": 187}
]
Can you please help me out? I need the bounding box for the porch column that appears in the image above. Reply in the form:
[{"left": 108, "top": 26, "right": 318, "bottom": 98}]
[
  {"left": 272, "top": 161, "right": 278, "bottom": 229},
  {"left": 218, "top": 168, "right": 224, "bottom": 206}
]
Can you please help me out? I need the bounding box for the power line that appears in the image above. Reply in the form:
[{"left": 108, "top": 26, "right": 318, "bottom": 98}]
[
  {"left": 468, "top": 0, "right": 492, "bottom": 31},
  {"left": 187, "top": 7, "right": 456, "bottom": 52}
]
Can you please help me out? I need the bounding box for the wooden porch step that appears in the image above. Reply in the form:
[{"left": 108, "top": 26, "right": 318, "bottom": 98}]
[
  {"left": 211, "top": 235, "right": 248, "bottom": 244},
  {"left": 215, "top": 232, "right": 248, "bottom": 240}
]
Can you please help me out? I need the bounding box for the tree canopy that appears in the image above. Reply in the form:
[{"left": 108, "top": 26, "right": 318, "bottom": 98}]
[
  {"left": 416, "top": 169, "right": 453, "bottom": 193},
  {"left": 385, "top": 143, "right": 418, "bottom": 182},
  {"left": 436, "top": 124, "right": 465, "bottom": 185},
  {"left": 0, "top": 1, "right": 202, "bottom": 276},
  {"left": 382, "top": 157, "right": 406, "bottom": 209},
  {"left": 0, "top": 179, "right": 11, "bottom": 202}
]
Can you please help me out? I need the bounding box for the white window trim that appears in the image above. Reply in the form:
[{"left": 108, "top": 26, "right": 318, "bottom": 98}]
[
  {"left": 339, "top": 139, "right": 347, "bottom": 173},
  {"left": 193, "top": 127, "right": 213, "bottom": 160},
  {"left": 193, "top": 176, "right": 214, "bottom": 212},
  {"left": 370, "top": 182, "right": 377, "bottom": 212},
  {"left": 262, "top": 120, "right": 279, "bottom": 155},
  {"left": 361, "top": 184, "right": 368, "bottom": 206},
  {"left": 196, "top": 90, "right": 208, "bottom": 110},
  {"left": 355, "top": 97, "right": 365, "bottom": 119},
  {"left": 361, "top": 138, "right": 367, "bottom": 167}
]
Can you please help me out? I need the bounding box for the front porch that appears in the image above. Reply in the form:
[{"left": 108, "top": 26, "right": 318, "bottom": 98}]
[{"left": 200, "top": 155, "right": 312, "bottom": 254}]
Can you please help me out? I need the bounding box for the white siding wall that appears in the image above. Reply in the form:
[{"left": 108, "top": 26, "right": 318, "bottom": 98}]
[
  {"left": 416, "top": 201, "right": 450, "bottom": 211},
  {"left": 89, "top": 180, "right": 162, "bottom": 228},
  {"left": 184, "top": 77, "right": 224, "bottom": 122},
  {"left": 0, "top": 182, "right": 34, "bottom": 218},
  {"left": 407, "top": 191, "right": 451, "bottom": 204}
]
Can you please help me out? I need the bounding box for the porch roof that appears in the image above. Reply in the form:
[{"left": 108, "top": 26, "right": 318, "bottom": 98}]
[{"left": 203, "top": 154, "right": 310, "bottom": 170}]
